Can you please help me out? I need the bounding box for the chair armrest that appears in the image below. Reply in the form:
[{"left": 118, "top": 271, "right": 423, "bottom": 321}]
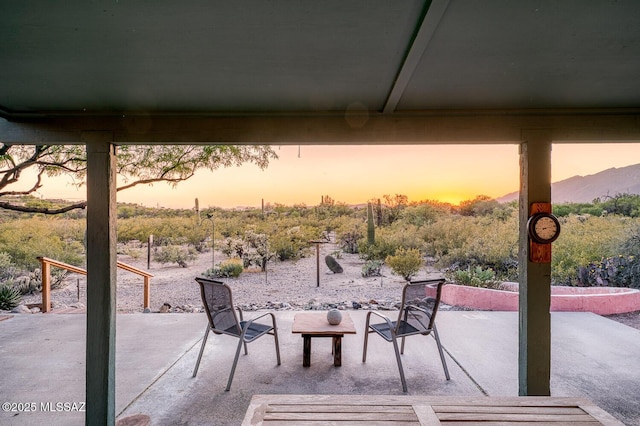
[
  {"left": 240, "top": 311, "right": 277, "bottom": 334},
  {"left": 365, "top": 310, "right": 395, "bottom": 329}
]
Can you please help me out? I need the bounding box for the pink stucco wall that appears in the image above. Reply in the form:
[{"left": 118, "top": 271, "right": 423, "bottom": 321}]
[{"left": 429, "top": 282, "right": 640, "bottom": 315}]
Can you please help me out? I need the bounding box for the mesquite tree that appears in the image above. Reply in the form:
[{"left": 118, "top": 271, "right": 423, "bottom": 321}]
[{"left": 0, "top": 144, "right": 277, "bottom": 214}]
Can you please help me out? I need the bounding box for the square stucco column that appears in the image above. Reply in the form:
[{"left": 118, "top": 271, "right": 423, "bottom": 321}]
[
  {"left": 85, "top": 136, "right": 117, "bottom": 425},
  {"left": 518, "top": 130, "right": 552, "bottom": 396}
]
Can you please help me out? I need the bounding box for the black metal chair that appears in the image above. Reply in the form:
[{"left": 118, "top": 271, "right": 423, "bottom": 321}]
[
  {"left": 362, "top": 278, "right": 450, "bottom": 392},
  {"left": 192, "top": 277, "right": 281, "bottom": 391}
]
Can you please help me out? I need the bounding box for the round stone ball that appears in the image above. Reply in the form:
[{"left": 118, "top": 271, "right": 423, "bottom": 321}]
[{"left": 327, "top": 309, "right": 342, "bottom": 325}]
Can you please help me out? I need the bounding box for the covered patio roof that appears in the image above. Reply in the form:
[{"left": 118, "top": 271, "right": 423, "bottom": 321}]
[
  {"left": 1, "top": 1, "right": 639, "bottom": 425},
  {"left": 2, "top": 0, "right": 640, "bottom": 117},
  {"left": 1, "top": 0, "right": 639, "bottom": 143}
]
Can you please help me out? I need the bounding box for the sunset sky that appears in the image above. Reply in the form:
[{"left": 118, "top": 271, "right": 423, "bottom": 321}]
[{"left": 35, "top": 143, "right": 639, "bottom": 209}]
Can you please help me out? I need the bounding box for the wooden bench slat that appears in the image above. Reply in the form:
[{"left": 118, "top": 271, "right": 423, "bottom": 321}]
[
  {"left": 439, "top": 422, "right": 599, "bottom": 426},
  {"left": 432, "top": 398, "right": 594, "bottom": 407},
  {"left": 437, "top": 412, "right": 599, "bottom": 422},
  {"left": 579, "top": 403, "right": 627, "bottom": 425},
  {"left": 263, "top": 412, "right": 418, "bottom": 421},
  {"left": 433, "top": 405, "right": 587, "bottom": 415},
  {"left": 262, "top": 422, "right": 419, "bottom": 426},
  {"left": 412, "top": 404, "right": 440, "bottom": 426},
  {"left": 243, "top": 395, "right": 624, "bottom": 426},
  {"left": 267, "top": 404, "right": 414, "bottom": 414}
]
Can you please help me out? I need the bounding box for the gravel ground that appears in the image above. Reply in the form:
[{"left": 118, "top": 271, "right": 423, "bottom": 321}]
[
  {"left": 21, "top": 242, "right": 422, "bottom": 313},
  {"left": 17, "top": 242, "right": 640, "bottom": 331}
]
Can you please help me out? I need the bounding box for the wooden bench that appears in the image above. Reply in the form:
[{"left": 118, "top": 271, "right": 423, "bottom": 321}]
[{"left": 243, "top": 394, "right": 624, "bottom": 425}]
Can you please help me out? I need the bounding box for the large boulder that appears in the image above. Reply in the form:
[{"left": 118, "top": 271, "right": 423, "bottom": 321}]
[{"left": 325, "top": 255, "right": 343, "bottom": 274}]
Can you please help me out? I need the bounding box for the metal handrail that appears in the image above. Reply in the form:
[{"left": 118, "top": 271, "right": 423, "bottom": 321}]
[{"left": 37, "top": 256, "right": 153, "bottom": 313}]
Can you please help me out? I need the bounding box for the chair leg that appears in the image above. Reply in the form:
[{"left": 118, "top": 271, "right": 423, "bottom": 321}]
[
  {"left": 364, "top": 329, "right": 375, "bottom": 365},
  {"left": 391, "top": 335, "right": 408, "bottom": 393},
  {"left": 226, "top": 337, "right": 245, "bottom": 391},
  {"left": 272, "top": 328, "right": 281, "bottom": 365},
  {"left": 432, "top": 324, "right": 450, "bottom": 380},
  {"left": 362, "top": 314, "right": 373, "bottom": 362},
  {"left": 192, "top": 325, "right": 211, "bottom": 378},
  {"left": 362, "top": 331, "right": 370, "bottom": 362},
  {"left": 400, "top": 336, "right": 406, "bottom": 354}
]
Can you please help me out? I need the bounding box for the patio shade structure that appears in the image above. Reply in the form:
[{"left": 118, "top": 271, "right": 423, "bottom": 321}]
[{"left": 1, "top": 1, "right": 640, "bottom": 425}]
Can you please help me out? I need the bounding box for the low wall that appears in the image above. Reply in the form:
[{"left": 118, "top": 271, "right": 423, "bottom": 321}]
[{"left": 429, "top": 282, "right": 640, "bottom": 315}]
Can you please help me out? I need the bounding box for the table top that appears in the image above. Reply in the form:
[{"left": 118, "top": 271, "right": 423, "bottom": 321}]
[
  {"left": 243, "top": 394, "right": 625, "bottom": 425},
  {"left": 292, "top": 312, "right": 357, "bottom": 335}
]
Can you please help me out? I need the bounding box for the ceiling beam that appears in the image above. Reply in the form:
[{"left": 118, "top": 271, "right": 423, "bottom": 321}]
[
  {"left": 382, "top": 0, "right": 451, "bottom": 114},
  {"left": 1, "top": 110, "right": 639, "bottom": 146}
]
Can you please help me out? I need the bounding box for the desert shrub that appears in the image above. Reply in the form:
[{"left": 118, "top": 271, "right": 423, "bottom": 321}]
[
  {"left": 331, "top": 213, "right": 363, "bottom": 232},
  {"left": 359, "top": 224, "right": 424, "bottom": 261},
  {"left": 574, "top": 224, "right": 640, "bottom": 288},
  {"left": 552, "top": 215, "right": 633, "bottom": 285},
  {"left": 554, "top": 203, "right": 604, "bottom": 217},
  {"left": 597, "top": 193, "right": 640, "bottom": 217},
  {"left": 361, "top": 260, "right": 383, "bottom": 277},
  {"left": 203, "top": 258, "right": 244, "bottom": 278},
  {"left": 221, "top": 237, "right": 245, "bottom": 258},
  {"left": 0, "top": 251, "right": 18, "bottom": 282},
  {"left": 119, "top": 243, "right": 144, "bottom": 260},
  {"left": 270, "top": 225, "right": 315, "bottom": 261},
  {"left": 0, "top": 283, "right": 21, "bottom": 310},
  {"left": 384, "top": 223, "right": 424, "bottom": 250},
  {"left": 13, "top": 272, "right": 43, "bottom": 295},
  {"left": 118, "top": 216, "right": 208, "bottom": 249},
  {"left": 115, "top": 217, "right": 155, "bottom": 243},
  {"left": 458, "top": 195, "right": 501, "bottom": 216},
  {"left": 445, "top": 266, "right": 500, "bottom": 289},
  {"left": 425, "top": 213, "right": 518, "bottom": 281},
  {"left": 621, "top": 225, "right": 640, "bottom": 256},
  {"left": 0, "top": 254, "right": 50, "bottom": 295},
  {"left": 41, "top": 269, "right": 68, "bottom": 290},
  {"left": 319, "top": 207, "right": 359, "bottom": 234},
  {"left": 153, "top": 245, "right": 197, "bottom": 268},
  {"left": 400, "top": 202, "right": 450, "bottom": 227},
  {"left": 0, "top": 218, "right": 85, "bottom": 270},
  {"left": 578, "top": 255, "right": 640, "bottom": 288},
  {"left": 0, "top": 251, "right": 13, "bottom": 268},
  {"left": 242, "top": 229, "right": 275, "bottom": 271},
  {"left": 338, "top": 230, "right": 362, "bottom": 254},
  {"left": 359, "top": 239, "right": 396, "bottom": 261},
  {"left": 216, "top": 215, "right": 246, "bottom": 239},
  {"left": 379, "top": 194, "right": 409, "bottom": 225},
  {"left": 385, "top": 248, "right": 423, "bottom": 281}
]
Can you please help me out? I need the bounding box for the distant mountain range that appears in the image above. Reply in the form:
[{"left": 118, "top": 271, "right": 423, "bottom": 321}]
[{"left": 497, "top": 163, "right": 640, "bottom": 203}]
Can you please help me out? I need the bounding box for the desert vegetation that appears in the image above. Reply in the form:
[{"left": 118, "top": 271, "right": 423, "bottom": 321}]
[{"left": 1, "top": 193, "right": 640, "bottom": 311}]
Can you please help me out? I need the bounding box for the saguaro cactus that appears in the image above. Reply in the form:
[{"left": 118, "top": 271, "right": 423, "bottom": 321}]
[{"left": 367, "top": 202, "right": 375, "bottom": 245}]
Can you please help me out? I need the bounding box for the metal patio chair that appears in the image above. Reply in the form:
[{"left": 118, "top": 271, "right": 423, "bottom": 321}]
[
  {"left": 362, "top": 278, "right": 450, "bottom": 392},
  {"left": 192, "top": 277, "right": 281, "bottom": 391}
]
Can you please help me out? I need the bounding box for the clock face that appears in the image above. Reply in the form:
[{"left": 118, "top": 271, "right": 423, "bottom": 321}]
[
  {"left": 528, "top": 213, "right": 560, "bottom": 244},
  {"left": 534, "top": 217, "right": 557, "bottom": 240}
]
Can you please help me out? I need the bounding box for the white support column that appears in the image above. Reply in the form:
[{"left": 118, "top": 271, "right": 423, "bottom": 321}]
[
  {"left": 85, "top": 135, "right": 117, "bottom": 425},
  {"left": 518, "top": 130, "right": 552, "bottom": 396}
]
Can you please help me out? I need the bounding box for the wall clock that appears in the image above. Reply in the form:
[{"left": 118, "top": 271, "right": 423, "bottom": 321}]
[{"left": 527, "top": 212, "right": 560, "bottom": 244}]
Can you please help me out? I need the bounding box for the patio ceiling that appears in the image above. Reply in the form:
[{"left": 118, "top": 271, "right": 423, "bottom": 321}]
[{"left": 0, "top": 0, "right": 639, "bottom": 137}]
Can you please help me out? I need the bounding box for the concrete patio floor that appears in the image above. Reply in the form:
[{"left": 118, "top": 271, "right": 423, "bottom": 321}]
[{"left": 0, "top": 310, "right": 638, "bottom": 425}]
